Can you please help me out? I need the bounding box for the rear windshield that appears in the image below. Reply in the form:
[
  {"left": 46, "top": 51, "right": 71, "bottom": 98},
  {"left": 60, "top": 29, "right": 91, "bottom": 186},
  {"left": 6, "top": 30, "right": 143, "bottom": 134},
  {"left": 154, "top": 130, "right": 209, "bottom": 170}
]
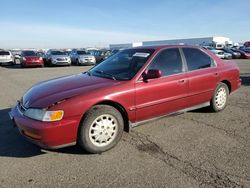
[
  {"left": 22, "top": 51, "right": 36, "bottom": 56},
  {"left": 0, "top": 51, "right": 10, "bottom": 55},
  {"left": 51, "top": 51, "right": 67, "bottom": 55}
]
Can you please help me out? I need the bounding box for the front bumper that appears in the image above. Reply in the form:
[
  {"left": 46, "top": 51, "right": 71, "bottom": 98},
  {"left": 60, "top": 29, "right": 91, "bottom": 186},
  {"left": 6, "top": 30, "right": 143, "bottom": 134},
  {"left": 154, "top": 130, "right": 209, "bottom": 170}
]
[
  {"left": 22, "top": 60, "right": 43, "bottom": 67},
  {"left": 52, "top": 59, "right": 71, "bottom": 65},
  {"left": 9, "top": 104, "right": 79, "bottom": 149},
  {"left": 79, "top": 59, "right": 95, "bottom": 65}
]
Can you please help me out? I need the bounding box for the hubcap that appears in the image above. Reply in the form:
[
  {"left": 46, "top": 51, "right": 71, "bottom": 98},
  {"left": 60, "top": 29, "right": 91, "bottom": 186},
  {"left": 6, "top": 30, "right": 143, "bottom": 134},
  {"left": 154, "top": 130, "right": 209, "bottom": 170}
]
[
  {"left": 215, "top": 87, "right": 227, "bottom": 109},
  {"left": 89, "top": 114, "right": 118, "bottom": 147}
]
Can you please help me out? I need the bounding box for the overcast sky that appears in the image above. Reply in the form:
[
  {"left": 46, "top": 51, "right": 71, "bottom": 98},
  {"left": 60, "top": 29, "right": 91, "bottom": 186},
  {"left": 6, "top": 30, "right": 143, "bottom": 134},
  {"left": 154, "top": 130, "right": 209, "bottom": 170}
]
[{"left": 0, "top": 0, "right": 249, "bottom": 49}]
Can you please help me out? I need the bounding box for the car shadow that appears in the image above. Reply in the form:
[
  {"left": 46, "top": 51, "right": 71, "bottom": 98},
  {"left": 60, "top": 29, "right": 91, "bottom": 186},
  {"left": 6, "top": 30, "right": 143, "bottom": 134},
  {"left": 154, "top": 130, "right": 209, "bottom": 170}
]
[
  {"left": 240, "top": 74, "right": 250, "bottom": 86},
  {"left": 189, "top": 106, "right": 211, "bottom": 113},
  {"left": 0, "top": 108, "right": 89, "bottom": 158}
]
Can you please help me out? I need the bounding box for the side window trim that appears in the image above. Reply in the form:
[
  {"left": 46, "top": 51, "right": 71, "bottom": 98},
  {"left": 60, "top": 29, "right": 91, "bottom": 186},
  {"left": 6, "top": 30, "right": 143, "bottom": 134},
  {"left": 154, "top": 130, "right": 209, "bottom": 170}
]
[
  {"left": 180, "top": 47, "right": 217, "bottom": 73},
  {"left": 146, "top": 47, "right": 186, "bottom": 78},
  {"left": 199, "top": 48, "right": 217, "bottom": 68}
]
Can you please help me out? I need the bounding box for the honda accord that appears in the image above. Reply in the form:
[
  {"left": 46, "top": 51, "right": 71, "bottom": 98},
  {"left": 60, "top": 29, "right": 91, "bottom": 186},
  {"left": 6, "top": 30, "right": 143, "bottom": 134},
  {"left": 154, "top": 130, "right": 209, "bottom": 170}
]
[{"left": 9, "top": 45, "right": 241, "bottom": 153}]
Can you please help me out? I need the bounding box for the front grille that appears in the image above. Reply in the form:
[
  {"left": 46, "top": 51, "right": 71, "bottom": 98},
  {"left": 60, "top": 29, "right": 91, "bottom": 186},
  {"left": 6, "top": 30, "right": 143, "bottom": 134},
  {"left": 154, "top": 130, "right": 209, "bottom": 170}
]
[
  {"left": 56, "top": 62, "right": 69, "bottom": 65},
  {"left": 57, "top": 58, "right": 65, "bottom": 61}
]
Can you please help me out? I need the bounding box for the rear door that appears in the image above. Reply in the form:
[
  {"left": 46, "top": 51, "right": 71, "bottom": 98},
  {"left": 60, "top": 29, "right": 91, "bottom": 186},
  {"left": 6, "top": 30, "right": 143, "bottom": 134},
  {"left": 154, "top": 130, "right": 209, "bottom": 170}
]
[
  {"left": 181, "top": 48, "right": 219, "bottom": 107},
  {"left": 135, "top": 48, "right": 188, "bottom": 122}
]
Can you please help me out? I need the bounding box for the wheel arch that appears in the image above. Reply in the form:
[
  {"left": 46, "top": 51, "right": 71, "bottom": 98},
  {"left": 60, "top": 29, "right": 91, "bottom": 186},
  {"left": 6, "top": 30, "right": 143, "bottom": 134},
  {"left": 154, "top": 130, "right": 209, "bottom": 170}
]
[
  {"left": 79, "top": 100, "right": 130, "bottom": 133},
  {"left": 96, "top": 100, "right": 130, "bottom": 132},
  {"left": 220, "top": 80, "right": 232, "bottom": 93}
]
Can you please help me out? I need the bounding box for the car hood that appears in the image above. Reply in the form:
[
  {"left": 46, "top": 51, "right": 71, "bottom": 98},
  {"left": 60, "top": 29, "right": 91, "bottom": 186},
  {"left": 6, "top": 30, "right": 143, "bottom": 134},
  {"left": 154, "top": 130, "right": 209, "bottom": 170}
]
[{"left": 22, "top": 74, "right": 118, "bottom": 108}]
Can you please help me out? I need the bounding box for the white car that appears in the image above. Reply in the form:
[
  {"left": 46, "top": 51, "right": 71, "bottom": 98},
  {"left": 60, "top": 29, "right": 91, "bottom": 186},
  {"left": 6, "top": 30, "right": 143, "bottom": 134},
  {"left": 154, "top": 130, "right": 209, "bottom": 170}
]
[
  {"left": 0, "top": 50, "right": 14, "bottom": 65},
  {"left": 210, "top": 49, "right": 232, "bottom": 59},
  {"left": 45, "top": 50, "right": 71, "bottom": 66},
  {"left": 70, "top": 49, "right": 96, "bottom": 65},
  {"left": 210, "top": 49, "right": 225, "bottom": 59}
]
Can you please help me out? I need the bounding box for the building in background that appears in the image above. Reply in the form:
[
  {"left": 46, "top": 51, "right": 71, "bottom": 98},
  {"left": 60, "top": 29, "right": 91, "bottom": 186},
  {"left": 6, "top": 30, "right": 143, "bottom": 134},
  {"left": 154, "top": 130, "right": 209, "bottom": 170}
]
[
  {"left": 109, "top": 42, "right": 142, "bottom": 50},
  {"left": 109, "top": 36, "right": 233, "bottom": 50}
]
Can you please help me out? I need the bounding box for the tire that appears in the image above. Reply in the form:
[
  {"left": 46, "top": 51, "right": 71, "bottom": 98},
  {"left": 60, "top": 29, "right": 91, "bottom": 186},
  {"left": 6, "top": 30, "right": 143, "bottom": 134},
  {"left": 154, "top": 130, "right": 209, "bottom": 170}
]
[
  {"left": 210, "top": 82, "right": 229, "bottom": 112},
  {"left": 78, "top": 105, "right": 124, "bottom": 154},
  {"left": 48, "top": 59, "right": 52, "bottom": 67}
]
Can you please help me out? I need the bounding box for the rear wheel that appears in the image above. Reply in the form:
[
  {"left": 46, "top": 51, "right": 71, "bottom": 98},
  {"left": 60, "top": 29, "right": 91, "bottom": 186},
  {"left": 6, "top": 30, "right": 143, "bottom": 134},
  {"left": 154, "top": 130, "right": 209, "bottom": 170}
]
[
  {"left": 210, "top": 82, "right": 229, "bottom": 112},
  {"left": 78, "top": 105, "right": 124, "bottom": 154}
]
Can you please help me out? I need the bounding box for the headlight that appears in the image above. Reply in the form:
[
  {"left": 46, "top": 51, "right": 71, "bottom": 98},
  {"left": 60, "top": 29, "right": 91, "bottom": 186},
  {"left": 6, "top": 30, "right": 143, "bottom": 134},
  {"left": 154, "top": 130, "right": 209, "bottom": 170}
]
[{"left": 24, "top": 108, "right": 64, "bottom": 122}]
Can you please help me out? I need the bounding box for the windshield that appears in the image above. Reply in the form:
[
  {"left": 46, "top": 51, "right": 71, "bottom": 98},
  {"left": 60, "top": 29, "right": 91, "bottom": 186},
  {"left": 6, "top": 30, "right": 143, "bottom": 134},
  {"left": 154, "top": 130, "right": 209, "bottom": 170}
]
[
  {"left": 89, "top": 48, "right": 155, "bottom": 80},
  {"left": 51, "top": 51, "right": 67, "bottom": 55},
  {"left": 88, "top": 50, "right": 101, "bottom": 56},
  {"left": 77, "top": 51, "right": 89, "bottom": 55},
  {"left": 22, "top": 51, "right": 37, "bottom": 56},
  {"left": 0, "top": 51, "right": 10, "bottom": 55}
]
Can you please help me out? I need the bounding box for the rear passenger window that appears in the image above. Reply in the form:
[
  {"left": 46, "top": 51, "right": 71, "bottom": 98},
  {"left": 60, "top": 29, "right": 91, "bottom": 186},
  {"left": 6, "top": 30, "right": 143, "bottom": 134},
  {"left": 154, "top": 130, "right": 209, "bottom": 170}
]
[
  {"left": 182, "top": 48, "right": 214, "bottom": 71},
  {"left": 148, "top": 48, "right": 183, "bottom": 76}
]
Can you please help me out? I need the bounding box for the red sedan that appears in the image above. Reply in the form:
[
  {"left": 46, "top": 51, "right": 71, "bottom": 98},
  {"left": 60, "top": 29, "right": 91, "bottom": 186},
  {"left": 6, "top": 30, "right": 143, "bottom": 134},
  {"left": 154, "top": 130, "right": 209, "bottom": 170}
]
[
  {"left": 9, "top": 45, "right": 241, "bottom": 153},
  {"left": 20, "top": 50, "right": 44, "bottom": 67}
]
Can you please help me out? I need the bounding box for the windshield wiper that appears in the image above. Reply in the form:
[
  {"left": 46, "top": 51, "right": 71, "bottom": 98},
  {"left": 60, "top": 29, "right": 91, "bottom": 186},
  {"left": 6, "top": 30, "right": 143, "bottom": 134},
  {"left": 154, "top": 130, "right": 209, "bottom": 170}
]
[
  {"left": 84, "top": 70, "right": 92, "bottom": 76},
  {"left": 95, "top": 70, "right": 116, "bottom": 80}
]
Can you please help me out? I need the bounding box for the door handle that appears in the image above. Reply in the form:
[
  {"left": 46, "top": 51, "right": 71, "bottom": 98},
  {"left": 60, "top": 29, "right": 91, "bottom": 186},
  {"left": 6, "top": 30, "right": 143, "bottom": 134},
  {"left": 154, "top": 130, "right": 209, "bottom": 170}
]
[{"left": 178, "top": 79, "right": 186, "bottom": 84}]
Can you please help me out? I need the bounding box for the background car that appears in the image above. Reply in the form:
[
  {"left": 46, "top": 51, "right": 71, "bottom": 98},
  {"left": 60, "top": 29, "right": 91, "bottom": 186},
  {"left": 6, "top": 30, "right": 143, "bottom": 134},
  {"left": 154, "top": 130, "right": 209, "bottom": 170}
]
[
  {"left": 231, "top": 48, "right": 250, "bottom": 59},
  {"left": 11, "top": 50, "right": 21, "bottom": 64},
  {"left": 239, "top": 45, "right": 250, "bottom": 53},
  {"left": 224, "top": 52, "right": 233, "bottom": 59},
  {"left": 86, "top": 49, "right": 105, "bottom": 64},
  {"left": 221, "top": 48, "right": 241, "bottom": 59},
  {"left": 70, "top": 49, "right": 96, "bottom": 65},
  {"left": 45, "top": 50, "right": 71, "bottom": 66},
  {"left": 243, "top": 41, "right": 250, "bottom": 47},
  {"left": 210, "top": 49, "right": 225, "bottom": 59},
  {"left": 0, "top": 50, "right": 14, "bottom": 65},
  {"left": 20, "top": 50, "right": 44, "bottom": 67}
]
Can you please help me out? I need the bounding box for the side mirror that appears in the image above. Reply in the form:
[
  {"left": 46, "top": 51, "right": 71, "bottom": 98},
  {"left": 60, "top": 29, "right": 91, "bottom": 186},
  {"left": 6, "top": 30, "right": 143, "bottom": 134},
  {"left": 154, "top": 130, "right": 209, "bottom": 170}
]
[{"left": 142, "top": 69, "right": 161, "bottom": 81}]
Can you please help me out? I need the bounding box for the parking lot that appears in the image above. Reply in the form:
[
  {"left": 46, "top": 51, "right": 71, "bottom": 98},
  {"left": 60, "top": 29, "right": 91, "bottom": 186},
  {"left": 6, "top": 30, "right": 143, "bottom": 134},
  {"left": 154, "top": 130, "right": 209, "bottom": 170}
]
[{"left": 0, "top": 60, "right": 250, "bottom": 187}]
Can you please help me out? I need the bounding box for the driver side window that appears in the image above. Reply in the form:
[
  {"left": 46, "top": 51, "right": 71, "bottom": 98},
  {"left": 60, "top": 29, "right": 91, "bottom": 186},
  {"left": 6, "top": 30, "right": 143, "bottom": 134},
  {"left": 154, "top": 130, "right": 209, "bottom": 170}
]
[{"left": 148, "top": 48, "right": 183, "bottom": 77}]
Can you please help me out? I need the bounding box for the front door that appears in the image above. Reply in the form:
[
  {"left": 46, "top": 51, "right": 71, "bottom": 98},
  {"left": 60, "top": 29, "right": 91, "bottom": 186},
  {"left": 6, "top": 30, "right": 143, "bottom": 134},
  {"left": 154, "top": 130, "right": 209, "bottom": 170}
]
[{"left": 135, "top": 48, "right": 188, "bottom": 122}]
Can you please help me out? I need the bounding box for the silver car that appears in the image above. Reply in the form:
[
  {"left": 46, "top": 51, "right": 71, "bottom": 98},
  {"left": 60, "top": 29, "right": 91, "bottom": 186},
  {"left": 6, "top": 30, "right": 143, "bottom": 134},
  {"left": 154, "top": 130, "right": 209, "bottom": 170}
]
[
  {"left": 0, "top": 50, "right": 14, "bottom": 65},
  {"left": 70, "top": 50, "right": 96, "bottom": 65},
  {"left": 45, "top": 50, "right": 71, "bottom": 66}
]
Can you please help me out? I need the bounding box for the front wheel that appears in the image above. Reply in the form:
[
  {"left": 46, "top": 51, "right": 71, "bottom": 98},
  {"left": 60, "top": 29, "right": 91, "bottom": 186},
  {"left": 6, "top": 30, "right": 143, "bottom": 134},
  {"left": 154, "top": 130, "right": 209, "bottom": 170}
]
[
  {"left": 78, "top": 105, "right": 124, "bottom": 153},
  {"left": 210, "top": 82, "right": 229, "bottom": 112}
]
